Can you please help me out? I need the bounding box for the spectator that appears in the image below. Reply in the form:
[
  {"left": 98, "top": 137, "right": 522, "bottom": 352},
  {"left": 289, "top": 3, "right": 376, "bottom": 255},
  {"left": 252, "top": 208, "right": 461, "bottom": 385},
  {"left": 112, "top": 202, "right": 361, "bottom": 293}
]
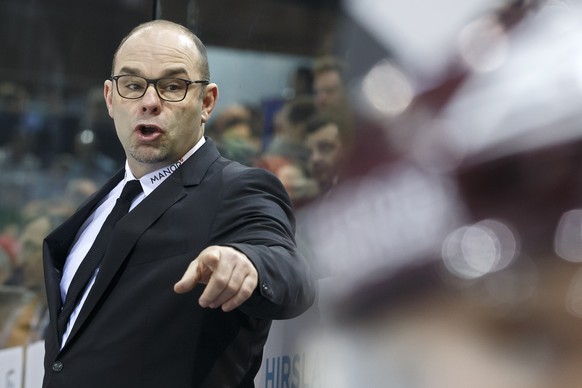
[
  {"left": 265, "top": 96, "right": 316, "bottom": 169},
  {"left": 255, "top": 155, "right": 318, "bottom": 208},
  {"left": 210, "top": 103, "right": 263, "bottom": 166},
  {"left": 313, "top": 56, "right": 348, "bottom": 115},
  {"left": 4, "top": 213, "right": 64, "bottom": 346},
  {"left": 305, "top": 114, "right": 348, "bottom": 197}
]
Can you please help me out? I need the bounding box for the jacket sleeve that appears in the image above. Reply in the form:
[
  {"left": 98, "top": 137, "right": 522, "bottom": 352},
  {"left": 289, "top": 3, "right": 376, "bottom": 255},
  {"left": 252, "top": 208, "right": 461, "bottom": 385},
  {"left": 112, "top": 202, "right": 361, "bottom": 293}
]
[{"left": 209, "top": 163, "right": 316, "bottom": 320}]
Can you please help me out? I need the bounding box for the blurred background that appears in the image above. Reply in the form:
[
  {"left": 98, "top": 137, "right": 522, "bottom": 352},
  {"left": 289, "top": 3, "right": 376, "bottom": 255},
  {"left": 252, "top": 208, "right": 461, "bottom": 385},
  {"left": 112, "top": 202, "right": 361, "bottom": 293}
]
[{"left": 4, "top": 0, "right": 582, "bottom": 387}]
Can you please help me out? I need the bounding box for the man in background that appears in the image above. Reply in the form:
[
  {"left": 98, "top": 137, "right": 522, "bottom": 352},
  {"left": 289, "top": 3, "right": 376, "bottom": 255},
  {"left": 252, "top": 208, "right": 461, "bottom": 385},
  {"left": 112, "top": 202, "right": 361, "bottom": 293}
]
[
  {"left": 305, "top": 114, "right": 346, "bottom": 197},
  {"left": 312, "top": 56, "right": 348, "bottom": 114}
]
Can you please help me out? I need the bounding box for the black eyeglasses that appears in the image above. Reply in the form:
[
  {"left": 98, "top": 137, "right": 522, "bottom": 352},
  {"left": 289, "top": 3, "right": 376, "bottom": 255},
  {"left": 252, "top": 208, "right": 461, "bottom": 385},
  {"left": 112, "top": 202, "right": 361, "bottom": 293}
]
[{"left": 110, "top": 75, "right": 209, "bottom": 102}]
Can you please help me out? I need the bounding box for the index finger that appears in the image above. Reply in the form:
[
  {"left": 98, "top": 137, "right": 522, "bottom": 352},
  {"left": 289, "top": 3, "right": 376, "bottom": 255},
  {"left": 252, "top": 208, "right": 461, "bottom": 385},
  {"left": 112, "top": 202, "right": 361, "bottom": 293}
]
[
  {"left": 197, "top": 249, "right": 236, "bottom": 306},
  {"left": 173, "top": 259, "right": 202, "bottom": 294}
]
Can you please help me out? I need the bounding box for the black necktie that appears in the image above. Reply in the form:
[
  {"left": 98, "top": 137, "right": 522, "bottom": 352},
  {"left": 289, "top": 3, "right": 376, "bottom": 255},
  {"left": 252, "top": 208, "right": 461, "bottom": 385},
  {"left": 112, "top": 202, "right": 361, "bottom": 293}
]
[{"left": 57, "top": 180, "right": 142, "bottom": 339}]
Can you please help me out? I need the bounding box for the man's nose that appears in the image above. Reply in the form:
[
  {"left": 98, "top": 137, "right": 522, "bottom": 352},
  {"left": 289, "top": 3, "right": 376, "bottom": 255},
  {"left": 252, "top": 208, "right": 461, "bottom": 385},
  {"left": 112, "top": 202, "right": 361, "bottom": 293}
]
[
  {"left": 141, "top": 85, "right": 162, "bottom": 112},
  {"left": 310, "top": 151, "right": 322, "bottom": 164}
]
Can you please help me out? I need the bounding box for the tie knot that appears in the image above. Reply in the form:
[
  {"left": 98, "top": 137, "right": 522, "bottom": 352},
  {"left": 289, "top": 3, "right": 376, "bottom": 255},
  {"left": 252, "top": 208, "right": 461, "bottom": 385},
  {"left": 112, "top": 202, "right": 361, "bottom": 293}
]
[{"left": 120, "top": 180, "right": 143, "bottom": 201}]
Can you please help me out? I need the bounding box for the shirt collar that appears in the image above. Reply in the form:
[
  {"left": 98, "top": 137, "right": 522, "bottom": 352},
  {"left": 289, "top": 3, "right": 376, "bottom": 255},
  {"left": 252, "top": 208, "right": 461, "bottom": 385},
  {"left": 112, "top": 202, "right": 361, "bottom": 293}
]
[{"left": 124, "top": 137, "right": 206, "bottom": 196}]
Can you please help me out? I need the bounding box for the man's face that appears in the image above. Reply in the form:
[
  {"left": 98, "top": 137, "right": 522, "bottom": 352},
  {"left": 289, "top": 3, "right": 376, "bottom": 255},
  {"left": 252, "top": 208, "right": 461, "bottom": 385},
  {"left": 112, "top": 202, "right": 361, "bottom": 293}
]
[
  {"left": 313, "top": 70, "right": 345, "bottom": 112},
  {"left": 306, "top": 123, "right": 343, "bottom": 191},
  {"left": 104, "top": 25, "right": 217, "bottom": 178}
]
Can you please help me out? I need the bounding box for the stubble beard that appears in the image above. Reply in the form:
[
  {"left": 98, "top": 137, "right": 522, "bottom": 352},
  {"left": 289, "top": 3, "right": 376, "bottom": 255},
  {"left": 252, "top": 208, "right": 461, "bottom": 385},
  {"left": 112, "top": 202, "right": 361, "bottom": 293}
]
[{"left": 129, "top": 143, "right": 170, "bottom": 165}]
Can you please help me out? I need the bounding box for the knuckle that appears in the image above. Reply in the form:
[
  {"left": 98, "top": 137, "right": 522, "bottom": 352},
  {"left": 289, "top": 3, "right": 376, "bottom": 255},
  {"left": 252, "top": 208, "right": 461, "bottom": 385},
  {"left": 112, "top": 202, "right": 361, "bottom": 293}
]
[
  {"left": 224, "top": 251, "right": 239, "bottom": 263},
  {"left": 240, "top": 281, "right": 255, "bottom": 298},
  {"left": 239, "top": 287, "right": 253, "bottom": 300},
  {"left": 225, "top": 282, "right": 239, "bottom": 294},
  {"left": 204, "top": 252, "right": 220, "bottom": 264},
  {"left": 187, "top": 259, "right": 199, "bottom": 270},
  {"left": 212, "top": 274, "right": 229, "bottom": 288}
]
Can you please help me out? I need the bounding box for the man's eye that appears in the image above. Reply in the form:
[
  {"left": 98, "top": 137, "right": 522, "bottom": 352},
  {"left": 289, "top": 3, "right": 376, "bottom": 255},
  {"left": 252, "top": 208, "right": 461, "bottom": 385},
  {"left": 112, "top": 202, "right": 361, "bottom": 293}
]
[
  {"left": 161, "top": 81, "right": 184, "bottom": 92},
  {"left": 124, "top": 83, "right": 144, "bottom": 91},
  {"left": 319, "top": 143, "right": 334, "bottom": 153}
]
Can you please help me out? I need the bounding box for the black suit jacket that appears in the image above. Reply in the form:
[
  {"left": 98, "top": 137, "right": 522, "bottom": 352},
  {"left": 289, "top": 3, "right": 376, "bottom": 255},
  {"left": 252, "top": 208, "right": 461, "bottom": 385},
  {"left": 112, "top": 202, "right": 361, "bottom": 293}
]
[{"left": 42, "top": 138, "right": 315, "bottom": 388}]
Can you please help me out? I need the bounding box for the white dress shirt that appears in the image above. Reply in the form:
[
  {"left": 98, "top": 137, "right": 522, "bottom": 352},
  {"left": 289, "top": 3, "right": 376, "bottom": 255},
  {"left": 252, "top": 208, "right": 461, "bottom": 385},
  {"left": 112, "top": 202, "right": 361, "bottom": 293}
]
[{"left": 59, "top": 137, "right": 205, "bottom": 348}]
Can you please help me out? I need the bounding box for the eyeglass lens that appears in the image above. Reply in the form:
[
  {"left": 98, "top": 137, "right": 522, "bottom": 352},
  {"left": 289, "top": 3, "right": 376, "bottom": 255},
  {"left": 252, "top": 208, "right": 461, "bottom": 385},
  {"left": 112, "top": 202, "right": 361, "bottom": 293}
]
[{"left": 116, "top": 75, "right": 189, "bottom": 101}]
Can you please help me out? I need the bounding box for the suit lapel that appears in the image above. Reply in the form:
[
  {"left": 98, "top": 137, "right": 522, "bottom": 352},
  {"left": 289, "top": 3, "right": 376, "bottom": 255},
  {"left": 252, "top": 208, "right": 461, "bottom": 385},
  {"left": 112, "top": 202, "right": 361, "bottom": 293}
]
[
  {"left": 44, "top": 170, "right": 125, "bottom": 346},
  {"left": 61, "top": 138, "right": 221, "bottom": 350},
  {"left": 45, "top": 170, "right": 126, "bottom": 272}
]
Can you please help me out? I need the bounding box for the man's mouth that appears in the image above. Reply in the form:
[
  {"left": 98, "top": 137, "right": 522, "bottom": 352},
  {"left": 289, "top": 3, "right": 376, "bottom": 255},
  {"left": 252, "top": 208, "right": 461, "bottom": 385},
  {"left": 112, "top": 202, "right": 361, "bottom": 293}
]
[
  {"left": 138, "top": 124, "right": 160, "bottom": 134},
  {"left": 136, "top": 124, "right": 163, "bottom": 140}
]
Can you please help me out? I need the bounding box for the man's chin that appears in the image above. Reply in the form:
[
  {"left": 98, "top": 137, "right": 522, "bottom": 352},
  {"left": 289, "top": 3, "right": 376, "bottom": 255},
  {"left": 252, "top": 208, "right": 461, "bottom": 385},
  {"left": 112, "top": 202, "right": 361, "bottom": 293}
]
[
  {"left": 130, "top": 148, "right": 168, "bottom": 165},
  {"left": 314, "top": 171, "right": 331, "bottom": 184}
]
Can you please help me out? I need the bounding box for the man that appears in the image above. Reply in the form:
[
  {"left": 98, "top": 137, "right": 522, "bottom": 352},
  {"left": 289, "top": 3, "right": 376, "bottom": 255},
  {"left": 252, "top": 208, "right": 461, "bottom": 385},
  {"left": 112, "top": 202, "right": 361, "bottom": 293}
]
[
  {"left": 42, "top": 20, "right": 315, "bottom": 388},
  {"left": 266, "top": 96, "right": 316, "bottom": 166},
  {"left": 304, "top": 115, "right": 345, "bottom": 196},
  {"left": 5, "top": 214, "right": 54, "bottom": 347},
  {"left": 312, "top": 56, "right": 348, "bottom": 114}
]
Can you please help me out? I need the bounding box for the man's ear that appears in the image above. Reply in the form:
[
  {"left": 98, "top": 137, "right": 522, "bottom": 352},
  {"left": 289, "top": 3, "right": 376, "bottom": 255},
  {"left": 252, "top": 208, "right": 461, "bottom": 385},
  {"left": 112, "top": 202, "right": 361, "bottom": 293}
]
[
  {"left": 104, "top": 79, "right": 114, "bottom": 118},
  {"left": 201, "top": 83, "right": 219, "bottom": 124}
]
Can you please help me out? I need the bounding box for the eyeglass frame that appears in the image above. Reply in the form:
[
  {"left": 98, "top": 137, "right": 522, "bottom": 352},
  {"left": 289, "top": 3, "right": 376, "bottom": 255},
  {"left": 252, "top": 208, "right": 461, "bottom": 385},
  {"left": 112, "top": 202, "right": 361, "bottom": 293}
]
[{"left": 110, "top": 75, "right": 210, "bottom": 102}]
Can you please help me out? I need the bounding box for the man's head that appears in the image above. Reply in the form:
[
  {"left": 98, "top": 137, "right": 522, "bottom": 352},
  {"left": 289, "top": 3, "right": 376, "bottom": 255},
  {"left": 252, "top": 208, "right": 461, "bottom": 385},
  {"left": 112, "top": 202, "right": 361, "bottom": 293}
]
[
  {"left": 305, "top": 114, "right": 345, "bottom": 194},
  {"left": 313, "top": 56, "right": 347, "bottom": 113},
  {"left": 104, "top": 20, "right": 218, "bottom": 178},
  {"left": 277, "top": 96, "right": 316, "bottom": 141}
]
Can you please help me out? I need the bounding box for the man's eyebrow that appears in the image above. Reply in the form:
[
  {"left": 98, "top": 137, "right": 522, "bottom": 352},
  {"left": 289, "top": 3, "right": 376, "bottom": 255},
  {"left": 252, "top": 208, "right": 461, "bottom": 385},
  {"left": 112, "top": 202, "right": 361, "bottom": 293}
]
[
  {"left": 160, "top": 68, "right": 190, "bottom": 78},
  {"left": 117, "top": 66, "right": 142, "bottom": 75},
  {"left": 116, "top": 66, "right": 190, "bottom": 78}
]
